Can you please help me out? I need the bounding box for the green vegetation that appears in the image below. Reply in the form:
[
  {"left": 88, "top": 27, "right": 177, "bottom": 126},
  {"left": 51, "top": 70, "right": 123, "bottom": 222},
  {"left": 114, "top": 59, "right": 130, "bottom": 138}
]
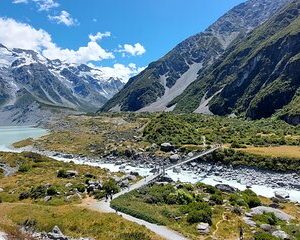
[
  {"left": 111, "top": 183, "right": 257, "bottom": 239},
  {"left": 144, "top": 113, "right": 300, "bottom": 146}
]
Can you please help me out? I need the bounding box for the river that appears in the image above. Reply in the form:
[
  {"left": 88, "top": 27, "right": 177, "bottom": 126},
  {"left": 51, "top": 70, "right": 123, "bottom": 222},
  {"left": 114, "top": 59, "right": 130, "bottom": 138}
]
[{"left": 1, "top": 126, "right": 300, "bottom": 202}]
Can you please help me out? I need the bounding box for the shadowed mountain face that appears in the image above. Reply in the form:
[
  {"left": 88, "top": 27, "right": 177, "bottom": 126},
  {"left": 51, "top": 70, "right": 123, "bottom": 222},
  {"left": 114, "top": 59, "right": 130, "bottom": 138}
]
[
  {"left": 101, "top": 0, "right": 292, "bottom": 113},
  {"left": 0, "top": 45, "right": 124, "bottom": 125},
  {"left": 172, "top": 0, "right": 300, "bottom": 125}
]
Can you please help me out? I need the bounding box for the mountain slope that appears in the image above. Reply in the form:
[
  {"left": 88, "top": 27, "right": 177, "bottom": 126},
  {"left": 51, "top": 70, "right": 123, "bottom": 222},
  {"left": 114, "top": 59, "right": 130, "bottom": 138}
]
[
  {"left": 101, "top": 0, "right": 292, "bottom": 112},
  {"left": 172, "top": 0, "right": 300, "bottom": 124},
  {"left": 0, "top": 45, "right": 124, "bottom": 125}
]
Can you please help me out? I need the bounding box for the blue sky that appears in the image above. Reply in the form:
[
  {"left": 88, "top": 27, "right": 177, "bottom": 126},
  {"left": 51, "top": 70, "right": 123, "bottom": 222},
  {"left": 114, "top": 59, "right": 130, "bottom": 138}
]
[{"left": 0, "top": 0, "right": 245, "bottom": 80}]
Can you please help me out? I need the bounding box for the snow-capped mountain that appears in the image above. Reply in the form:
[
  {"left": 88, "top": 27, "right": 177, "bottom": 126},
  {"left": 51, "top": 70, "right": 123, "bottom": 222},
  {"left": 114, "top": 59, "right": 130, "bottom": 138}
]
[{"left": 0, "top": 44, "right": 124, "bottom": 125}]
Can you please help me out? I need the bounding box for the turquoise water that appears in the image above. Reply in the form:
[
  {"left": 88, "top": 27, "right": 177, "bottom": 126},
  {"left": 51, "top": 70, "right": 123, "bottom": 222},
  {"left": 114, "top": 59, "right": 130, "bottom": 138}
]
[{"left": 0, "top": 126, "right": 48, "bottom": 149}]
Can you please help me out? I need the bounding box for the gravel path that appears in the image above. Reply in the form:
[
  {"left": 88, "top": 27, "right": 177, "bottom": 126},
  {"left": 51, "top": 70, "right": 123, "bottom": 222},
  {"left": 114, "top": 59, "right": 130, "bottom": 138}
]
[{"left": 80, "top": 177, "right": 188, "bottom": 240}]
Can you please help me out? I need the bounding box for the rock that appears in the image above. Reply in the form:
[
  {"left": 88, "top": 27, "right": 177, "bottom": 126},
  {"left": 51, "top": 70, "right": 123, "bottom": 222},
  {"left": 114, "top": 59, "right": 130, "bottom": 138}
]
[
  {"left": 215, "top": 184, "right": 238, "bottom": 193},
  {"left": 197, "top": 222, "right": 210, "bottom": 234},
  {"left": 47, "top": 226, "right": 68, "bottom": 240},
  {"left": 65, "top": 170, "right": 78, "bottom": 178},
  {"left": 187, "top": 152, "right": 194, "bottom": 157},
  {"left": 169, "top": 154, "right": 180, "bottom": 163},
  {"left": 249, "top": 206, "right": 294, "bottom": 221},
  {"left": 260, "top": 224, "right": 272, "bottom": 232},
  {"left": 272, "top": 230, "right": 290, "bottom": 240},
  {"left": 65, "top": 183, "right": 73, "bottom": 188},
  {"left": 44, "top": 196, "right": 52, "bottom": 202},
  {"left": 242, "top": 217, "right": 256, "bottom": 227},
  {"left": 0, "top": 231, "right": 8, "bottom": 240},
  {"left": 0, "top": 188, "right": 4, "bottom": 193},
  {"left": 160, "top": 143, "right": 175, "bottom": 152},
  {"left": 274, "top": 191, "right": 290, "bottom": 200}
]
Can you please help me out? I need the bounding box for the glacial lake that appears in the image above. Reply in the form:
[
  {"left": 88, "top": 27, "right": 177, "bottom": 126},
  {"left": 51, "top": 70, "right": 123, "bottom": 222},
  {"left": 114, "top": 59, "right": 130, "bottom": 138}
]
[{"left": 0, "top": 126, "right": 48, "bottom": 151}]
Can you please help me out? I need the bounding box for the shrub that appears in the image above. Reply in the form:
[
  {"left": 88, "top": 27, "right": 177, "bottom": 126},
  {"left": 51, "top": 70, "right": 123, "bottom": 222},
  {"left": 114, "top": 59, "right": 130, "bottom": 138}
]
[
  {"left": 57, "top": 169, "right": 68, "bottom": 178},
  {"left": 74, "top": 184, "right": 86, "bottom": 193},
  {"left": 254, "top": 232, "right": 278, "bottom": 240},
  {"left": 187, "top": 210, "right": 212, "bottom": 225},
  {"left": 103, "top": 178, "right": 120, "bottom": 195},
  {"left": 93, "top": 190, "right": 106, "bottom": 200},
  {"left": 30, "top": 185, "right": 47, "bottom": 199},
  {"left": 176, "top": 189, "right": 193, "bottom": 205},
  {"left": 18, "top": 164, "right": 31, "bottom": 173},
  {"left": 253, "top": 212, "right": 279, "bottom": 226},
  {"left": 210, "top": 193, "right": 223, "bottom": 205},
  {"left": 19, "top": 191, "right": 30, "bottom": 200},
  {"left": 46, "top": 186, "right": 58, "bottom": 196}
]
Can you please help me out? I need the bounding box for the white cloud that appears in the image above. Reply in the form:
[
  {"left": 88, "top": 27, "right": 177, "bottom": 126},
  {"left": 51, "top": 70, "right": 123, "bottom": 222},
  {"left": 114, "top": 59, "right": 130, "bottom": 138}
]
[
  {"left": 12, "top": 0, "right": 59, "bottom": 11},
  {"left": 0, "top": 17, "right": 114, "bottom": 64},
  {"left": 89, "top": 32, "right": 111, "bottom": 42},
  {"left": 90, "top": 63, "right": 146, "bottom": 83},
  {"left": 48, "top": 10, "right": 77, "bottom": 26},
  {"left": 118, "top": 43, "right": 146, "bottom": 56},
  {"left": 12, "top": 0, "right": 28, "bottom": 3}
]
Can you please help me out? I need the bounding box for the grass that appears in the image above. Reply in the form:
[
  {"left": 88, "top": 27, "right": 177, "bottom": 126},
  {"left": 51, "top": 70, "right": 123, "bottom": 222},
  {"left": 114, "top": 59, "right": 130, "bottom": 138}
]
[
  {"left": 237, "top": 146, "right": 300, "bottom": 159},
  {"left": 0, "top": 151, "right": 119, "bottom": 204},
  {"left": 25, "top": 114, "right": 151, "bottom": 157},
  {"left": 0, "top": 203, "right": 161, "bottom": 240}
]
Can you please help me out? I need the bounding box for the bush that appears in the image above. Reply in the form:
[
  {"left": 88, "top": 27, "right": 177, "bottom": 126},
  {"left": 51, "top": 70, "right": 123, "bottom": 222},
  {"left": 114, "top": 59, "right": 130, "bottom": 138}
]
[
  {"left": 187, "top": 210, "right": 212, "bottom": 225},
  {"left": 18, "top": 164, "right": 31, "bottom": 173},
  {"left": 57, "top": 169, "right": 68, "bottom": 178},
  {"left": 210, "top": 193, "right": 223, "bottom": 205},
  {"left": 103, "top": 178, "right": 120, "bottom": 195},
  {"left": 93, "top": 190, "right": 106, "bottom": 200},
  {"left": 74, "top": 184, "right": 86, "bottom": 193},
  {"left": 253, "top": 212, "right": 279, "bottom": 226},
  {"left": 19, "top": 191, "right": 30, "bottom": 200},
  {"left": 30, "top": 185, "right": 47, "bottom": 199},
  {"left": 254, "top": 232, "right": 278, "bottom": 240},
  {"left": 46, "top": 186, "right": 58, "bottom": 196}
]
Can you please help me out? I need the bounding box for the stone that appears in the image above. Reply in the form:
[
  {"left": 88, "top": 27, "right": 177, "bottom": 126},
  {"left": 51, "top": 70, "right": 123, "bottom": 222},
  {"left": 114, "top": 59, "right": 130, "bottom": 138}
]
[
  {"left": 215, "top": 184, "right": 238, "bottom": 193},
  {"left": 44, "top": 196, "right": 52, "bottom": 202},
  {"left": 272, "top": 230, "right": 290, "bottom": 240},
  {"left": 169, "top": 154, "right": 180, "bottom": 163},
  {"left": 160, "top": 143, "right": 175, "bottom": 152},
  {"left": 47, "top": 226, "right": 68, "bottom": 240},
  {"left": 197, "top": 222, "right": 210, "bottom": 234},
  {"left": 274, "top": 191, "right": 290, "bottom": 200},
  {"left": 0, "top": 188, "right": 4, "bottom": 193},
  {"left": 65, "top": 170, "right": 78, "bottom": 178},
  {"left": 65, "top": 183, "right": 73, "bottom": 188},
  {"left": 188, "top": 152, "right": 194, "bottom": 157},
  {"left": 260, "top": 224, "right": 272, "bottom": 232},
  {"left": 242, "top": 217, "right": 256, "bottom": 227},
  {"left": 249, "top": 206, "right": 294, "bottom": 221}
]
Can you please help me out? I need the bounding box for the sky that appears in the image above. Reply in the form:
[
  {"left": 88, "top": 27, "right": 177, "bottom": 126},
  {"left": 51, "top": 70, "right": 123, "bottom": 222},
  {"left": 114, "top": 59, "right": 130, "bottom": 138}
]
[{"left": 0, "top": 0, "right": 245, "bottom": 81}]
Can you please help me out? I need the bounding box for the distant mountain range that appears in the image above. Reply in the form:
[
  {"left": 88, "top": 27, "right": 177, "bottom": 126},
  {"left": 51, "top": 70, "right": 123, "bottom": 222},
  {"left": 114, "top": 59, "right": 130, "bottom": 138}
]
[
  {"left": 101, "top": 0, "right": 300, "bottom": 124},
  {"left": 0, "top": 44, "right": 124, "bottom": 125}
]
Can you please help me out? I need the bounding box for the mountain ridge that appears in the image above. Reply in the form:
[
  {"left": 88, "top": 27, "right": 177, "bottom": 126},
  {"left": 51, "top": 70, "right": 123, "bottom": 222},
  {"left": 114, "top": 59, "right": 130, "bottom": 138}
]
[{"left": 101, "top": 0, "right": 292, "bottom": 113}]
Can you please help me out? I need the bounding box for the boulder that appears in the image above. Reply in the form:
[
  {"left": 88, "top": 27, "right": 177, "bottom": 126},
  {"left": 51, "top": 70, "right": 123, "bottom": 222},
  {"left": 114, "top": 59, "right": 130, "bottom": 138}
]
[
  {"left": 169, "top": 154, "right": 180, "bottom": 163},
  {"left": 249, "top": 206, "right": 294, "bottom": 221},
  {"left": 0, "top": 188, "right": 4, "bottom": 193},
  {"left": 215, "top": 184, "right": 238, "bottom": 193},
  {"left": 242, "top": 217, "right": 256, "bottom": 227},
  {"left": 197, "top": 222, "right": 210, "bottom": 234},
  {"left": 274, "top": 191, "right": 290, "bottom": 200},
  {"left": 160, "top": 143, "right": 175, "bottom": 152},
  {"left": 65, "top": 170, "right": 78, "bottom": 178},
  {"left": 272, "top": 230, "right": 290, "bottom": 240},
  {"left": 47, "top": 226, "right": 68, "bottom": 240},
  {"left": 65, "top": 183, "right": 73, "bottom": 188},
  {"left": 44, "top": 196, "right": 52, "bottom": 202},
  {"left": 260, "top": 224, "right": 272, "bottom": 232},
  {"left": 187, "top": 152, "right": 194, "bottom": 158}
]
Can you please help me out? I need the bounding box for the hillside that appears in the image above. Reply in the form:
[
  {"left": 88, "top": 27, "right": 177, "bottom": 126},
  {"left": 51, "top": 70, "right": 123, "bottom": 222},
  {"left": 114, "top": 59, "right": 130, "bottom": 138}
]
[
  {"left": 172, "top": 0, "right": 300, "bottom": 124},
  {"left": 101, "top": 0, "right": 292, "bottom": 113}
]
